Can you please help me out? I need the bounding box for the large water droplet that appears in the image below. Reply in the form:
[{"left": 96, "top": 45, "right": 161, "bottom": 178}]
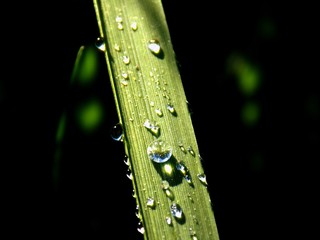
[
  {"left": 110, "top": 123, "right": 123, "bottom": 141},
  {"left": 143, "top": 119, "right": 160, "bottom": 137},
  {"left": 95, "top": 37, "right": 106, "bottom": 51},
  {"left": 147, "top": 140, "right": 172, "bottom": 163}
]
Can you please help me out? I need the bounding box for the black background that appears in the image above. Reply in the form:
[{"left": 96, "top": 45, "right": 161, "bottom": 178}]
[{"left": 1, "top": 1, "right": 318, "bottom": 239}]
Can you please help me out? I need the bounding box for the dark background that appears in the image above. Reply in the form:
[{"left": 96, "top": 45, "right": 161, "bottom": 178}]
[{"left": 2, "top": 1, "right": 318, "bottom": 239}]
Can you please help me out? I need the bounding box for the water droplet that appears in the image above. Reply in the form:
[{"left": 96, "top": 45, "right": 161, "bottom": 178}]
[
  {"left": 110, "top": 123, "right": 123, "bottom": 141},
  {"left": 161, "top": 180, "right": 170, "bottom": 190},
  {"left": 189, "top": 228, "right": 198, "bottom": 240},
  {"left": 178, "top": 142, "right": 187, "bottom": 153},
  {"left": 123, "top": 155, "right": 129, "bottom": 166},
  {"left": 135, "top": 205, "right": 140, "bottom": 219},
  {"left": 114, "top": 43, "right": 121, "bottom": 52},
  {"left": 184, "top": 174, "right": 193, "bottom": 185},
  {"left": 170, "top": 203, "right": 183, "bottom": 219},
  {"left": 147, "top": 140, "right": 173, "bottom": 163},
  {"left": 95, "top": 37, "right": 106, "bottom": 51},
  {"left": 115, "top": 16, "right": 123, "bottom": 23},
  {"left": 150, "top": 101, "right": 155, "bottom": 107},
  {"left": 117, "top": 23, "right": 124, "bottom": 30},
  {"left": 167, "top": 103, "right": 177, "bottom": 116},
  {"left": 131, "top": 21, "right": 138, "bottom": 31},
  {"left": 126, "top": 169, "right": 132, "bottom": 180},
  {"left": 186, "top": 100, "right": 194, "bottom": 115},
  {"left": 176, "top": 162, "right": 188, "bottom": 176},
  {"left": 137, "top": 221, "right": 145, "bottom": 234},
  {"left": 164, "top": 189, "right": 175, "bottom": 200},
  {"left": 166, "top": 216, "right": 172, "bottom": 225},
  {"left": 197, "top": 173, "right": 208, "bottom": 186},
  {"left": 161, "top": 180, "right": 174, "bottom": 200},
  {"left": 121, "top": 71, "right": 129, "bottom": 79},
  {"left": 155, "top": 108, "right": 163, "bottom": 117},
  {"left": 143, "top": 119, "right": 160, "bottom": 137},
  {"left": 120, "top": 79, "right": 128, "bottom": 86},
  {"left": 123, "top": 55, "right": 130, "bottom": 65},
  {"left": 187, "top": 146, "right": 195, "bottom": 156},
  {"left": 147, "top": 197, "right": 156, "bottom": 209},
  {"left": 148, "top": 39, "right": 162, "bottom": 56},
  {"left": 116, "top": 16, "right": 124, "bottom": 30}
]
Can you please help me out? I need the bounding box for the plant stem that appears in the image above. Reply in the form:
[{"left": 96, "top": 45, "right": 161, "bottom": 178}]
[{"left": 93, "top": 0, "right": 220, "bottom": 239}]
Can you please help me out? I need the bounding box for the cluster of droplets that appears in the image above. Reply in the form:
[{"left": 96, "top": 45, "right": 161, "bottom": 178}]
[{"left": 101, "top": 13, "right": 213, "bottom": 237}]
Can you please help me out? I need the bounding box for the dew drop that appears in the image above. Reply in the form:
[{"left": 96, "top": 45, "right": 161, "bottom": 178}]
[
  {"left": 167, "top": 103, "right": 177, "bottom": 116},
  {"left": 121, "top": 71, "right": 129, "bottom": 79},
  {"left": 135, "top": 205, "right": 140, "bottom": 219},
  {"left": 123, "top": 155, "right": 129, "bottom": 166},
  {"left": 184, "top": 174, "right": 193, "bottom": 185},
  {"left": 189, "top": 228, "right": 198, "bottom": 240},
  {"left": 95, "top": 37, "right": 106, "bottom": 52},
  {"left": 126, "top": 169, "right": 132, "bottom": 180},
  {"left": 164, "top": 189, "right": 175, "bottom": 200},
  {"left": 161, "top": 180, "right": 170, "bottom": 190},
  {"left": 170, "top": 203, "right": 183, "bottom": 219},
  {"left": 197, "top": 173, "right": 208, "bottom": 186},
  {"left": 115, "top": 16, "right": 123, "bottom": 23},
  {"left": 120, "top": 79, "right": 128, "bottom": 86},
  {"left": 131, "top": 21, "right": 138, "bottom": 31},
  {"left": 117, "top": 23, "right": 124, "bottom": 30},
  {"left": 166, "top": 216, "right": 172, "bottom": 225},
  {"left": 155, "top": 108, "right": 163, "bottom": 117},
  {"left": 110, "top": 123, "right": 123, "bottom": 141},
  {"left": 148, "top": 39, "right": 162, "bottom": 55},
  {"left": 137, "top": 221, "right": 145, "bottom": 234},
  {"left": 187, "top": 146, "right": 195, "bottom": 156},
  {"left": 178, "top": 142, "right": 187, "bottom": 153},
  {"left": 114, "top": 43, "right": 121, "bottom": 52},
  {"left": 176, "top": 162, "right": 188, "bottom": 176},
  {"left": 161, "top": 180, "right": 174, "bottom": 200},
  {"left": 123, "top": 55, "right": 130, "bottom": 65},
  {"left": 147, "top": 197, "right": 156, "bottom": 209},
  {"left": 143, "top": 119, "right": 160, "bottom": 137},
  {"left": 147, "top": 139, "right": 172, "bottom": 163}
]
